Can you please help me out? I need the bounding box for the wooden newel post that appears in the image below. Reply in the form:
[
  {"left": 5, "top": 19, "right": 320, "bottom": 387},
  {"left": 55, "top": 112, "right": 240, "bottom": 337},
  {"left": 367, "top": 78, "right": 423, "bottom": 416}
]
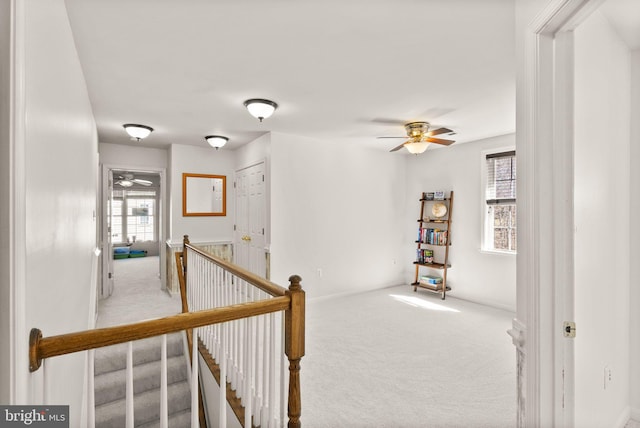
[
  {"left": 178, "top": 235, "right": 190, "bottom": 314},
  {"left": 183, "top": 235, "right": 190, "bottom": 275},
  {"left": 285, "top": 274, "right": 305, "bottom": 428}
]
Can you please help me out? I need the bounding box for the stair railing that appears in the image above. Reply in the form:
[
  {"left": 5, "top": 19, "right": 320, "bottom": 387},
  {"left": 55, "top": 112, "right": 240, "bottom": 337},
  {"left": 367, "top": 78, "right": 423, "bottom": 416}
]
[
  {"left": 178, "top": 235, "right": 304, "bottom": 428},
  {"left": 29, "top": 239, "right": 305, "bottom": 428}
]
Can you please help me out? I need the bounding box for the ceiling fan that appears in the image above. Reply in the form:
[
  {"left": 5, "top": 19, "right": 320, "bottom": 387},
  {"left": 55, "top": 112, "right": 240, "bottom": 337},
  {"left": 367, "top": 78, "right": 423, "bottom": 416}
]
[
  {"left": 115, "top": 173, "right": 152, "bottom": 188},
  {"left": 378, "top": 121, "right": 455, "bottom": 154}
]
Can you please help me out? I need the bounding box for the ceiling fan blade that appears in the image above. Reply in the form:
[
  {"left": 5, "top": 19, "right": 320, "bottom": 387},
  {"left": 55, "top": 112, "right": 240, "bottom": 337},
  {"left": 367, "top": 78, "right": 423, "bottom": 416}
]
[
  {"left": 389, "top": 141, "right": 408, "bottom": 152},
  {"left": 132, "top": 179, "right": 152, "bottom": 186},
  {"left": 427, "top": 127, "right": 453, "bottom": 137},
  {"left": 427, "top": 137, "right": 455, "bottom": 146}
]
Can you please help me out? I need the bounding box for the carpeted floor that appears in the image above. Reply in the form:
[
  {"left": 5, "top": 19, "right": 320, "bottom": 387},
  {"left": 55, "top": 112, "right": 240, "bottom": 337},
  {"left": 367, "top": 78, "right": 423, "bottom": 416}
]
[
  {"left": 98, "top": 258, "right": 517, "bottom": 427},
  {"left": 303, "top": 287, "right": 517, "bottom": 428},
  {"left": 97, "top": 256, "right": 182, "bottom": 328}
]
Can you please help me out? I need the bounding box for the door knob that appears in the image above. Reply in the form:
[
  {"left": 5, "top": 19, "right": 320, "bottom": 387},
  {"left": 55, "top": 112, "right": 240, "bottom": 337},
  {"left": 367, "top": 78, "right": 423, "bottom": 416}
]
[{"left": 242, "top": 235, "right": 251, "bottom": 242}]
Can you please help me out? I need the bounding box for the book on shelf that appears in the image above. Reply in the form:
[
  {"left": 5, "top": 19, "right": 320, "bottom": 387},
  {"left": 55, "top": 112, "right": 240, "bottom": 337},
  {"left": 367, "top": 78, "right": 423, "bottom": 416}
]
[
  {"left": 418, "top": 227, "right": 448, "bottom": 246},
  {"left": 420, "top": 275, "right": 443, "bottom": 285},
  {"left": 415, "top": 248, "right": 434, "bottom": 264},
  {"left": 434, "top": 191, "right": 445, "bottom": 200},
  {"left": 424, "top": 192, "right": 434, "bottom": 201}
]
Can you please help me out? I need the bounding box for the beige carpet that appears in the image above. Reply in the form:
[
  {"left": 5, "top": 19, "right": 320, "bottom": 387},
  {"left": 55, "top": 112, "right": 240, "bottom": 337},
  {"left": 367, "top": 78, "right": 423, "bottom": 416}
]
[
  {"left": 97, "top": 258, "right": 517, "bottom": 427},
  {"left": 303, "top": 286, "right": 517, "bottom": 428},
  {"left": 97, "top": 256, "right": 181, "bottom": 328}
]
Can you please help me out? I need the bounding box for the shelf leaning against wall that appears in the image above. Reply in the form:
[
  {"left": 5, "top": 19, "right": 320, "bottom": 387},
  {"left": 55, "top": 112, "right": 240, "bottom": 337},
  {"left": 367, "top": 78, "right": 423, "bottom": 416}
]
[{"left": 412, "top": 190, "right": 453, "bottom": 299}]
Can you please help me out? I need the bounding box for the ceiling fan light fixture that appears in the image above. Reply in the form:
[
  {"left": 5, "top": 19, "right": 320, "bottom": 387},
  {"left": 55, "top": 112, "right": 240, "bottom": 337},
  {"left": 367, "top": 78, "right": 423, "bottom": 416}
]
[
  {"left": 405, "top": 141, "right": 430, "bottom": 155},
  {"left": 123, "top": 124, "right": 154, "bottom": 141},
  {"left": 205, "top": 135, "right": 229, "bottom": 150},
  {"left": 243, "top": 99, "right": 278, "bottom": 122},
  {"left": 405, "top": 121, "right": 430, "bottom": 138},
  {"left": 118, "top": 180, "right": 133, "bottom": 187}
]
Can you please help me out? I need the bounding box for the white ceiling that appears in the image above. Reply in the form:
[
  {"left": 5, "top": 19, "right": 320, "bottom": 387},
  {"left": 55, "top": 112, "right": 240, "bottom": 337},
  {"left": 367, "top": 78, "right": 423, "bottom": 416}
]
[
  {"left": 65, "top": 0, "right": 516, "bottom": 152},
  {"left": 600, "top": 0, "right": 640, "bottom": 50}
]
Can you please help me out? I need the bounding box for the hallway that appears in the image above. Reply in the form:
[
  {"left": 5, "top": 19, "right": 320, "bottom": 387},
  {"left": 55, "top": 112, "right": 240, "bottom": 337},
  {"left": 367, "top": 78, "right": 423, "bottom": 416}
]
[{"left": 97, "top": 256, "right": 181, "bottom": 328}]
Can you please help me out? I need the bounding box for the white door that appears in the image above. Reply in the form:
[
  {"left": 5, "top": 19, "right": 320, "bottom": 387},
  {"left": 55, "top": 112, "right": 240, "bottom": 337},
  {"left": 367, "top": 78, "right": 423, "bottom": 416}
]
[
  {"left": 100, "top": 167, "right": 115, "bottom": 298},
  {"left": 235, "top": 162, "right": 266, "bottom": 277}
]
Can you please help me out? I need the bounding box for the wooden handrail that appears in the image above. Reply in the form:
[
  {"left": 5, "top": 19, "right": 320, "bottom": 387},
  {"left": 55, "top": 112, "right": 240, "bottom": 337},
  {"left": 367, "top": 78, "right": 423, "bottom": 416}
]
[
  {"left": 29, "top": 297, "right": 290, "bottom": 372},
  {"left": 30, "top": 235, "right": 305, "bottom": 427},
  {"left": 185, "top": 242, "right": 287, "bottom": 297}
]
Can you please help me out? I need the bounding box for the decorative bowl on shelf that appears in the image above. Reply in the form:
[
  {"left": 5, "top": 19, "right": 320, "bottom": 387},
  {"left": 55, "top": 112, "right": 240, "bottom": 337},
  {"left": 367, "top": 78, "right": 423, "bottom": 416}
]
[{"left": 432, "top": 202, "right": 448, "bottom": 218}]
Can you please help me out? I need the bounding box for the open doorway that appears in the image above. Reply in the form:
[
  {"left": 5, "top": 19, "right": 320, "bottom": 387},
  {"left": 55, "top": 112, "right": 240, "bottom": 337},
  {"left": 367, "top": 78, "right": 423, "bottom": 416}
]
[{"left": 99, "top": 166, "right": 166, "bottom": 300}]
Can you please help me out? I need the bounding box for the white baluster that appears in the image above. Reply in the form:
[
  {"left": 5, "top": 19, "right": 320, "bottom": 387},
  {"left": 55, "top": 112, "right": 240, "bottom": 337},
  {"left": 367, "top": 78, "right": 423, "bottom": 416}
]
[
  {"left": 42, "top": 359, "right": 49, "bottom": 405},
  {"left": 261, "top": 311, "right": 269, "bottom": 426},
  {"left": 126, "top": 341, "right": 134, "bottom": 428},
  {"left": 269, "top": 312, "right": 276, "bottom": 426},
  {"left": 88, "top": 349, "right": 95, "bottom": 428},
  {"left": 160, "top": 334, "right": 168, "bottom": 428},
  {"left": 280, "top": 315, "right": 287, "bottom": 428},
  {"left": 219, "top": 323, "right": 227, "bottom": 428},
  {"left": 191, "top": 327, "right": 200, "bottom": 428},
  {"left": 244, "top": 316, "right": 253, "bottom": 428}
]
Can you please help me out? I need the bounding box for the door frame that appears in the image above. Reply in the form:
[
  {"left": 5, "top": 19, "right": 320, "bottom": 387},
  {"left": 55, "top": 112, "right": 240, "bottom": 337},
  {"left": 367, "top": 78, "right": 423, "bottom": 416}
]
[
  {"left": 518, "top": 0, "right": 606, "bottom": 426},
  {"left": 100, "top": 164, "right": 167, "bottom": 292}
]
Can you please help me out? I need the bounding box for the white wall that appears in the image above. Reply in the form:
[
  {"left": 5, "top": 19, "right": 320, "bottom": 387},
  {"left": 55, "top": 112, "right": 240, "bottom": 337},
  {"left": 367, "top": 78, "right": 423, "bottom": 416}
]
[
  {"left": 198, "top": 354, "right": 242, "bottom": 428},
  {"left": 405, "top": 134, "right": 517, "bottom": 311},
  {"left": 0, "top": 0, "right": 11, "bottom": 405},
  {"left": 269, "top": 133, "right": 406, "bottom": 299},
  {"left": 235, "top": 133, "right": 271, "bottom": 171},
  {"left": 574, "top": 10, "right": 631, "bottom": 427},
  {"left": 99, "top": 142, "right": 168, "bottom": 169},
  {"left": 629, "top": 48, "right": 640, "bottom": 421},
  {"left": 168, "top": 144, "right": 235, "bottom": 242},
  {"left": 16, "top": 0, "right": 98, "bottom": 424}
]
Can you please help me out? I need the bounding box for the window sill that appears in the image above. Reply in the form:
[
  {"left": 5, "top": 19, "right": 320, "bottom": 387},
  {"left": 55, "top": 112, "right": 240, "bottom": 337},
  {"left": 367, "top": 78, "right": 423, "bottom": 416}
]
[{"left": 480, "top": 248, "right": 517, "bottom": 256}]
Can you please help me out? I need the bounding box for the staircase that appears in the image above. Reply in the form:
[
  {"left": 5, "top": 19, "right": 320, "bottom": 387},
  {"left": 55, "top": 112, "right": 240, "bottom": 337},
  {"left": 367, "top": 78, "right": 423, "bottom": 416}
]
[{"left": 94, "top": 333, "right": 192, "bottom": 427}]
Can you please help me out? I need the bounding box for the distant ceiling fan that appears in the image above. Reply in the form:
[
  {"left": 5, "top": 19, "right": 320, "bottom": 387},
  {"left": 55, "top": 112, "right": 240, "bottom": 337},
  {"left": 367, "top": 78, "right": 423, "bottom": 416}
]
[
  {"left": 378, "top": 121, "right": 455, "bottom": 154},
  {"left": 115, "top": 173, "right": 152, "bottom": 188}
]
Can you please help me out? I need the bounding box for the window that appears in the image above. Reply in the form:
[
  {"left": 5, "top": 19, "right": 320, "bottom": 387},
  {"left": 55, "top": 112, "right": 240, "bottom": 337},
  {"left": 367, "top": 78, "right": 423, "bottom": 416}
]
[
  {"left": 111, "top": 189, "right": 157, "bottom": 243},
  {"left": 483, "top": 150, "right": 516, "bottom": 253}
]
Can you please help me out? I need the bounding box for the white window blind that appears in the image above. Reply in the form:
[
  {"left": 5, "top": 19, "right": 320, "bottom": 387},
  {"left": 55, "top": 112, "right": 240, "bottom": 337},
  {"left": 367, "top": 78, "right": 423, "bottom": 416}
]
[
  {"left": 486, "top": 150, "right": 516, "bottom": 205},
  {"left": 484, "top": 150, "right": 516, "bottom": 252}
]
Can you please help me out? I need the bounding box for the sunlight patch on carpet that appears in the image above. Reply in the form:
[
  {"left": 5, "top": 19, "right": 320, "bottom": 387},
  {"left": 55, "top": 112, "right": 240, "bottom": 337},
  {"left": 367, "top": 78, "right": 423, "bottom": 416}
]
[{"left": 389, "top": 294, "right": 460, "bottom": 312}]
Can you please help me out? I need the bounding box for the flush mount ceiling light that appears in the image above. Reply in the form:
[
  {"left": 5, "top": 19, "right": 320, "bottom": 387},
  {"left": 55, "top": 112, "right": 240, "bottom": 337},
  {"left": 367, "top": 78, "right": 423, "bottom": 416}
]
[
  {"left": 243, "top": 99, "right": 278, "bottom": 122},
  {"left": 123, "top": 124, "right": 154, "bottom": 141},
  {"left": 205, "top": 135, "right": 229, "bottom": 150}
]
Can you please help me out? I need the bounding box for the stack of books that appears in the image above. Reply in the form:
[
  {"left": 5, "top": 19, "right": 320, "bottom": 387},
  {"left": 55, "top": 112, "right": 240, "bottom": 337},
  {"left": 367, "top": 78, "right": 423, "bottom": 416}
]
[{"left": 420, "top": 275, "right": 443, "bottom": 285}]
